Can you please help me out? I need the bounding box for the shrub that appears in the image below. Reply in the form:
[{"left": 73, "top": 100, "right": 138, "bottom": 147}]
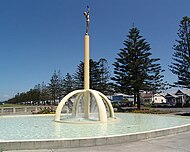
[{"left": 33, "top": 106, "right": 55, "bottom": 114}]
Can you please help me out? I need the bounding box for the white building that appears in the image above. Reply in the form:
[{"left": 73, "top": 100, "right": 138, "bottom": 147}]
[{"left": 153, "top": 93, "right": 166, "bottom": 104}]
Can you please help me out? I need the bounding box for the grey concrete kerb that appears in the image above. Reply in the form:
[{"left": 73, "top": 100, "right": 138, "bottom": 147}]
[{"left": 1, "top": 123, "right": 190, "bottom": 151}]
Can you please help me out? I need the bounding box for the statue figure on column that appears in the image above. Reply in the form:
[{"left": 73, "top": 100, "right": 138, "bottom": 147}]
[{"left": 84, "top": 6, "right": 90, "bottom": 35}]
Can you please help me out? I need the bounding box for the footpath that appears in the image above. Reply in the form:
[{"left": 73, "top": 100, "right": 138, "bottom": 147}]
[{"left": 4, "top": 131, "right": 190, "bottom": 152}]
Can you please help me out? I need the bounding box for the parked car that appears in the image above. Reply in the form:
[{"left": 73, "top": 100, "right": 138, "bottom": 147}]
[{"left": 111, "top": 100, "right": 133, "bottom": 111}]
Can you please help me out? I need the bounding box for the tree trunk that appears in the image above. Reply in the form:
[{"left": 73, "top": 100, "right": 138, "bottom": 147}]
[
  {"left": 137, "top": 90, "right": 141, "bottom": 110},
  {"left": 134, "top": 93, "right": 137, "bottom": 105},
  {"left": 53, "top": 96, "right": 56, "bottom": 105}
]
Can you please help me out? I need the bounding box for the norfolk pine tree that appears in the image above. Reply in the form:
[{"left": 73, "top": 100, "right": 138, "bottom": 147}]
[
  {"left": 112, "top": 27, "right": 165, "bottom": 109},
  {"left": 89, "top": 59, "right": 101, "bottom": 90},
  {"left": 169, "top": 16, "right": 190, "bottom": 88},
  {"left": 63, "top": 73, "right": 75, "bottom": 95},
  {"left": 74, "top": 59, "right": 101, "bottom": 90},
  {"left": 74, "top": 58, "right": 111, "bottom": 94},
  {"left": 98, "top": 58, "right": 112, "bottom": 95},
  {"left": 48, "top": 70, "right": 64, "bottom": 105},
  {"left": 74, "top": 61, "right": 84, "bottom": 89}
]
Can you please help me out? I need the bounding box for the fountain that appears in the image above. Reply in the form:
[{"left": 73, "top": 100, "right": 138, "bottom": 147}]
[
  {"left": 55, "top": 6, "right": 115, "bottom": 123},
  {"left": 1, "top": 6, "right": 190, "bottom": 152}
]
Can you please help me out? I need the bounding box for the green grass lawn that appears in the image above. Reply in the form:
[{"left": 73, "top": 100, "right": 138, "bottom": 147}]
[
  {"left": 125, "top": 108, "right": 175, "bottom": 114},
  {"left": 0, "top": 104, "right": 27, "bottom": 107}
]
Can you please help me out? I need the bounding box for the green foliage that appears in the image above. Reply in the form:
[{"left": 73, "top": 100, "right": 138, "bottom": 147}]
[
  {"left": 0, "top": 104, "right": 26, "bottom": 107},
  {"left": 63, "top": 73, "right": 75, "bottom": 95},
  {"left": 40, "top": 82, "right": 50, "bottom": 103},
  {"left": 6, "top": 58, "right": 113, "bottom": 104},
  {"left": 90, "top": 59, "right": 100, "bottom": 89},
  {"left": 112, "top": 26, "right": 166, "bottom": 109},
  {"left": 48, "top": 70, "right": 64, "bottom": 104},
  {"left": 126, "top": 108, "right": 173, "bottom": 114},
  {"left": 97, "top": 58, "right": 113, "bottom": 95},
  {"left": 7, "top": 83, "right": 50, "bottom": 105},
  {"left": 169, "top": 16, "right": 190, "bottom": 88},
  {"left": 33, "top": 106, "right": 55, "bottom": 114},
  {"left": 74, "top": 58, "right": 112, "bottom": 95},
  {"left": 74, "top": 61, "right": 84, "bottom": 89}
]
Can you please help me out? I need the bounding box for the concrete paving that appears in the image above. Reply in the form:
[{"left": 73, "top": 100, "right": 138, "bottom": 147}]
[{"left": 4, "top": 130, "right": 190, "bottom": 152}]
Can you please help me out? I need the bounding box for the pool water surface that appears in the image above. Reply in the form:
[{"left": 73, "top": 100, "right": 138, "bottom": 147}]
[{"left": 0, "top": 113, "right": 190, "bottom": 141}]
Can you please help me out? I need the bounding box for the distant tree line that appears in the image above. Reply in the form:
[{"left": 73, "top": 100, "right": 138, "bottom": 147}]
[
  {"left": 6, "top": 16, "right": 190, "bottom": 110},
  {"left": 7, "top": 58, "right": 112, "bottom": 105}
]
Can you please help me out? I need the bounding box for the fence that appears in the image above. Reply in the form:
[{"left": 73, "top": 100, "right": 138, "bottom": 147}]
[{"left": 0, "top": 106, "right": 61, "bottom": 115}]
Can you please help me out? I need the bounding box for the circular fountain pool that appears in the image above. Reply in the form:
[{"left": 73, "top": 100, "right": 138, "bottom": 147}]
[
  {"left": 0, "top": 113, "right": 190, "bottom": 141},
  {"left": 0, "top": 113, "right": 190, "bottom": 151}
]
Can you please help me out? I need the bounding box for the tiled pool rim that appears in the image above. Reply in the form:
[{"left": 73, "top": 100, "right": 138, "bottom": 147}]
[{"left": 1, "top": 122, "right": 190, "bottom": 151}]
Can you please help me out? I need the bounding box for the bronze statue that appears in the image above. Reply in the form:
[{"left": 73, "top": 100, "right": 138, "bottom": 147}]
[{"left": 84, "top": 6, "right": 90, "bottom": 35}]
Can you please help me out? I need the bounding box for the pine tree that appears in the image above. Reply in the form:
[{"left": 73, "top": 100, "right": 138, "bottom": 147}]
[
  {"left": 90, "top": 59, "right": 101, "bottom": 90},
  {"left": 74, "top": 58, "right": 111, "bottom": 93},
  {"left": 57, "top": 70, "right": 64, "bottom": 102},
  {"left": 112, "top": 27, "right": 165, "bottom": 109},
  {"left": 48, "top": 70, "right": 64, "bottom": 105},
  {"left": 63, "top": 73, "right": 74, "bottom": 95},
  {"left": 74, "top": 61, "right": 84, "bottom": 89},
  {"left": 169, "top": 16, "right": 190, "bottom": 88},
  {"left": 33, "top": 84, "right": 41, "bottom": 105},
  {"left": 40, "top": 82, "right": 50, "bottom": 105},
  {"left": 74, "top": 59, "right": 99, "bottom": 89},
  {"left": 97, "top": 58, "right": 112, "bottom": 95}
]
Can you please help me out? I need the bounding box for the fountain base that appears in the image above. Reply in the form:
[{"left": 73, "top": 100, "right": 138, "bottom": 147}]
[{"left": 55, "top": 89, "right": 115, "bottom": 123}]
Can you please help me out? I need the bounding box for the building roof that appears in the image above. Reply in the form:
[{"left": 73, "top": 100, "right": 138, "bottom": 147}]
[
  {"left": 165, "top": 93, "right": 178, "bottom": 98},
  {"left": 176, "top": 90, "right": 190, "bottom": 96},
  {"left": 140, "top": 93, "right": 153, "bottom": 98},
  {"left": 113, "top": 93, "right": 134, "bottom": 97}
]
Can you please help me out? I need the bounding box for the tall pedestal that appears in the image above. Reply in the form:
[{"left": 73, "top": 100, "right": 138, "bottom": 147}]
[
  {"left": 84, "top": 35, "right": 90, "bottom": 90},
  {"left": 84, "top": 34, "right": 90, "bottom": 118}
]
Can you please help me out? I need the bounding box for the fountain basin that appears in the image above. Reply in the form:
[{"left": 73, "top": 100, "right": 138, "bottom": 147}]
[{"left": 0, "top": 113, "right": 190, "bottom": 151}]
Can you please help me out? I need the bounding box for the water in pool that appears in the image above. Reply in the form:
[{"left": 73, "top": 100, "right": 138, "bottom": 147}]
[{"left": 0, "top": 113, "right": 190, "bottom": 141}]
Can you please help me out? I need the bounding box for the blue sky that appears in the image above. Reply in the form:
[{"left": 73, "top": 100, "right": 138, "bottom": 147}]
[{"left": 0, "top": 0, "right": 190, "bottom": 101}]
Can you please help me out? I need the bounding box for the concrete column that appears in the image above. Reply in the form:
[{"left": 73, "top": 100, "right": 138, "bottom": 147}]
[
  {"left": 35, "top": 106, "right": 38, "bottom": 113},
  {"left": 84, "top": 34, "right": 90, "bottom": 118},
  {"left": 13, "top": 107, "right": 16, "bottom": 113},
  {"left": 84, "top": 34, "right": 90, "bottom": 90},
  {"left": 24, "top": 107, "right": 27, "bottom": 113}
]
